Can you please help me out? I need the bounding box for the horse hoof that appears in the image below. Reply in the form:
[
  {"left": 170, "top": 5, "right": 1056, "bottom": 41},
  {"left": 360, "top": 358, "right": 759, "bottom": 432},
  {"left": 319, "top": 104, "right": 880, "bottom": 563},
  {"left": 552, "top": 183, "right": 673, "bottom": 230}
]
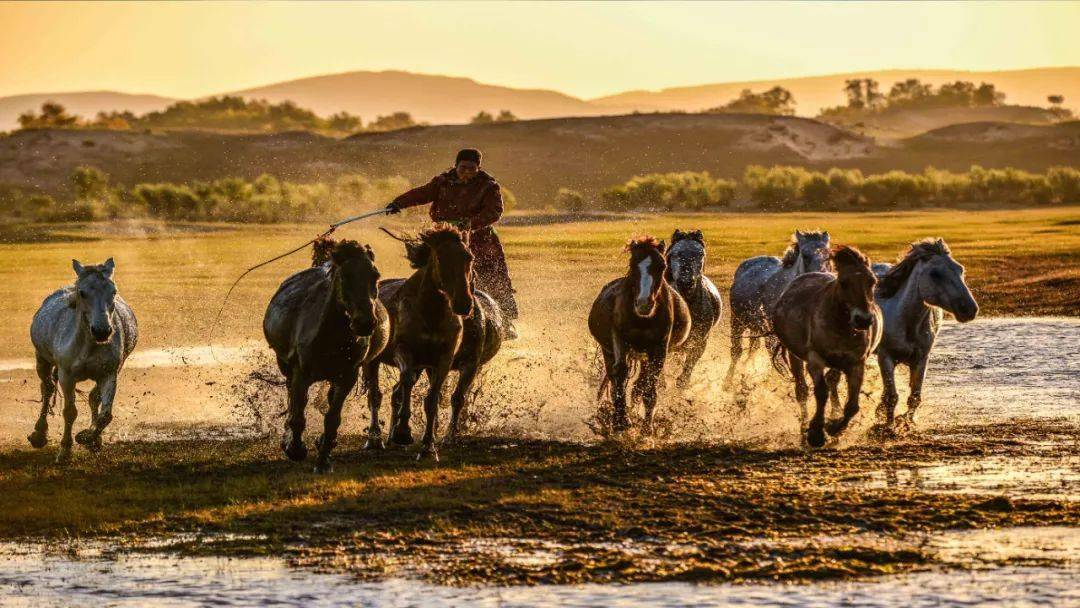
[
  {"left": 416, "top": 446, "right": 440, "bottom": 462},
  {"left": 807, "top": 426, "right": 827, "bottom": 448},
  {"left": 390, "top": 429, "right": 414, "bottom": 446},
  {"left": 75, "top": 429, "right": 102, "bottom": 452},
  {"left": 362, "top": 436, "right": 385, "bottom": 450},
  {"left": 27, "top": 431, "right": 47, "bottom": 449},
  {"left": 282, "top": 441, "right": 308, "bottom": 462},
  {"left": 824, "top": 418, "right": 849, "bottom": 437}
]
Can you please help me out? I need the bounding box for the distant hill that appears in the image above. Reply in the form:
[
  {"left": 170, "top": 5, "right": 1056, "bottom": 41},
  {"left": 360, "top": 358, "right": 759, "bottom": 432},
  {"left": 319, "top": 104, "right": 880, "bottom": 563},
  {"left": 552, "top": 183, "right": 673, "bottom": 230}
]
[
  {"left": 227, "top": 70, "right": 608, "bottom": 125},
  {"left": 590, "top": 68, "right": 1080, "bottom": 117},
  {"left": 4, "top": 114, "right": 1077, "bottom": 204},
  {"left": 0, "top": 91, "right": 175, "bottom": 132}
]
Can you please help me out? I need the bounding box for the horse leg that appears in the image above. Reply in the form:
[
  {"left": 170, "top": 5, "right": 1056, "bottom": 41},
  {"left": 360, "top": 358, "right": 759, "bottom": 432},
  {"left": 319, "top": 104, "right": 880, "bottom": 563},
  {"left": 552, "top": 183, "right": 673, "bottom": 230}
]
[
  {"left": 280, "top": 373, "right": 310, "bottom": 462},
  {"left": 55, "top": 370, "right": 77, "bottom": 465},
  {"left": 826, "top": 364, "right": 865, "bottom": 437},
  {"left": 789, "top": 353, "right": 809, "bottom": 435},
  {"left": 418, "top": 363, "right": 451, "bottom": 461},
  {"left": 362, "top": 361, "right": 385, "bottom": 450},
  {"left": 448, "top": 363, "right": 479, "bottom": 443},
  {"left": 638, "top": 352, "right": 665, "bottom": 435},
  {"left": 825, "top": 369, "right": 843, "bottom": 418},
  {"left": 28, "top": 356, "right": 55, "bottom": 449},
  {"left": 390, "top": 368, "right": 420, "bottom": 446},
  {"left": 75, "top": 377, "right": 114, "bottom": 452},
  {"left": 609, "top": 341, "right": 631, "bottom": 433},
  {"left": 314, "top": 372, "right": 357, "bottom": 474},
  {"left": 900, "top": 355, "right": 929, "bottom": 427},
  {"left": 677, "top": 335, "right": 707, "bottom": 390},
  {"left": 724, "top": 316, "right": 744, "bottom": 387},
  {"left": 877, "top": 353, "right": 899, "bottom": 426},
  {"left": 805, "top": 361, "right": 829, "bottom": 448}
]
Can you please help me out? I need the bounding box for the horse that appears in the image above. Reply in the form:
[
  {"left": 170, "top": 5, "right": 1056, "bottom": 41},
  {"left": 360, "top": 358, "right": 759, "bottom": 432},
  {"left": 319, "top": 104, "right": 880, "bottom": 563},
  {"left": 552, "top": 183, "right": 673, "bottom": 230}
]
[
  {"left": 665, "top": 229, "right": 722, "bottom": 389},
  {"left": 872, "top": 238, "right": 978, "bottom": 428},
  {"left": 263, "top": 240, "right": 390, "bottom": 473},
  {"left": 771, "top": 246, "right": 882, "bottom": 448},
  {"left": 727, "top": 230, "right": 831, "bottom": 385},
  {"left": 589, "top": 236, "right": 691, "bottom": 433},
  {"left": 364, "top": 225, "right": 502, "bottom": 461},
  {"left": 29, "top": 258, "right": 138, "bottom": 464}
]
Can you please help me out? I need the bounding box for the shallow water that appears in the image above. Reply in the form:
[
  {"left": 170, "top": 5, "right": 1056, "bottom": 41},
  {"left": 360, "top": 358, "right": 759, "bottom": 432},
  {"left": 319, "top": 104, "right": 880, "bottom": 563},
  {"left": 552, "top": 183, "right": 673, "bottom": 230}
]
[{"left": 0, "top": 547, "right": 1076, "bottom": 607}]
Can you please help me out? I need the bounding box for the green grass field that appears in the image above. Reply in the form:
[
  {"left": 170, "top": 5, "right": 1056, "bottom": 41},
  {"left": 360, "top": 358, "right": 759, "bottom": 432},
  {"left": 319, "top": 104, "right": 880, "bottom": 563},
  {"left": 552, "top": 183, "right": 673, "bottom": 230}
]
[{"left": 0, "top": 207, "right": 1075, "bottom": 359}]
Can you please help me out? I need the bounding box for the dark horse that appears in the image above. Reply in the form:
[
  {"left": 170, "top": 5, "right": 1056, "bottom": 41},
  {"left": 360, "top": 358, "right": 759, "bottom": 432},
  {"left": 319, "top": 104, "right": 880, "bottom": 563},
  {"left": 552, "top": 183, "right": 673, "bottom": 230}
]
[
  {"left": 727, "top": 231, "right": 831, "bottom": 385},
  {"left": 365, "top": 225, "right": 503, "bottom": 461},
  {"left": 263, "top": 240, "right": 390, "bottom": 473},
  {"left": 589, "top": 236, "right": 691, "bottom": 433},
  {"left": 666, "top": 229, "right": 722, "bottom": 389},
  {"left": 771, "top": 246, "right": 882, "bottom": 448},
  {"left": 873, "top": 238, "right": 978, "bottom": 428}
]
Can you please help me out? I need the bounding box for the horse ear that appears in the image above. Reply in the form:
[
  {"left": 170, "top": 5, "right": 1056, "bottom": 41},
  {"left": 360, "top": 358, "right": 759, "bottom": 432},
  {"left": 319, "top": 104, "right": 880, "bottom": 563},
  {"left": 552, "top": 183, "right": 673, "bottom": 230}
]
[
  {"left": 672, "top": 229, "right": 684, "bottom": 243},
  {"left": 691, "top": 230, "right": 703, "bottom": 242},
  {"left": 657, "top": 240, "right": 666, "bottom": 254},
  {"left": 365, "top": 244, "right": 375, "bottom": 260},
  {"left": 102, "top": 257, "right": 115, "bottom": 279},
  {"left": 823, "top": 231, "right": 830, "bottom": 242},
  {"left": 72, "top": 259, "right": 84, "bottom": 276}
]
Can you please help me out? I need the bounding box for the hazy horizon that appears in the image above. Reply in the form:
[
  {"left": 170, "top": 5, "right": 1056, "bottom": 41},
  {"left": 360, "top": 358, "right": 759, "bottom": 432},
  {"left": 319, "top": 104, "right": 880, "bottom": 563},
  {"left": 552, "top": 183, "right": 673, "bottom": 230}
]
[{"left": 1, "top": 1, "right": 1077, "bottom": 99}]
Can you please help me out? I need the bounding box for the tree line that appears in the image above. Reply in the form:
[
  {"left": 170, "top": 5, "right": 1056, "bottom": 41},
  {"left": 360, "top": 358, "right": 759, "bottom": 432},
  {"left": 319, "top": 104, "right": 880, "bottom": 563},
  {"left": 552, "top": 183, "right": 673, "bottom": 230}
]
[{"left": 557, "top": 165, "right": 1080, "bottom": 212}]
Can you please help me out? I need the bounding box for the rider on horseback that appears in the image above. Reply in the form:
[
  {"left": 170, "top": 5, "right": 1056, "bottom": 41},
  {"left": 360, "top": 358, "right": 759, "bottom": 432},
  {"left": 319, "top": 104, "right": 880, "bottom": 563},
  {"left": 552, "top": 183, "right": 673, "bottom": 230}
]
[{"left": 385, "top": 148, "right": 519, "bottom": 339}]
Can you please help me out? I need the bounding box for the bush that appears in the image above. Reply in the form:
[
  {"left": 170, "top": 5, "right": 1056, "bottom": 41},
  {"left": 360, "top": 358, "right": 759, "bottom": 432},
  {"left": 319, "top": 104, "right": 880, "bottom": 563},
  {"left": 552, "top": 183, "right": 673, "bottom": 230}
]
[
  {"left": 555, "top": 188, "right": 587, "bottom": 213},
  {"left": 601, "top": 172, "right": 735, "bottom": 211},
  {"left": 1048, "top": 166, "right": 1080, "bottom": 203}
]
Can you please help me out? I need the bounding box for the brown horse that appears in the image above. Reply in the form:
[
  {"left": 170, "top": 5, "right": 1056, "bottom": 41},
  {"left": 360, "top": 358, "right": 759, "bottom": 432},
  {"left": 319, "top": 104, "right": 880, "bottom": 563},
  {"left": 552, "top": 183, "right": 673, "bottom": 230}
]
[
  {"left": 771, "top": 246, "right": 882, "bottom": 447},
  {"left": 364, "top": 225, "right": 503, "bottom": 461},
  {"left": 589, "top": 236, "right": 691, "bottom": 433},
  {"left": 263, "top": 240, "right": 390, "bottom": 473}
]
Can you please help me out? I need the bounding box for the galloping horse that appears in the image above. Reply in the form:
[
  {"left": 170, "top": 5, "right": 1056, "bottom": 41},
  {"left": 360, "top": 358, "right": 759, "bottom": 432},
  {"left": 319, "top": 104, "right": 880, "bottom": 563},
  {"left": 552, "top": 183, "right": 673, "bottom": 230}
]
[
  {"left": 771, "top": 246, "right": 882, "bottom": 448},
  {"left": 665, "top": 229, "right": 722, "bottom": 389},
  {"left": 365, "top": 225, "right": 503, "bottom": 461},
  {"left": 589, "top": 236, "right": 691, "bottom": 433},
  {"left": 873, "top": 238, "right": 978, "bottom": 428},
  {"left": 29, "top": 258, "right": 138, "bottom": 463},
  {"left": 264, "top": 240, "right": 390, "bottom": 473},
  {"left": 727, "top": 231, "right": 831, "bottom": 384}
]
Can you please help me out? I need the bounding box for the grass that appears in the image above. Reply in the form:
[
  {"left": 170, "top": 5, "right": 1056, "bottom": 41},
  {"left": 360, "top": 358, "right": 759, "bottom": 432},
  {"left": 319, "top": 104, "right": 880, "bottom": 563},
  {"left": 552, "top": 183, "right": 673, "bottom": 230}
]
[{"left": 0, "top": 206, "right": 1076, "bottom": 359}]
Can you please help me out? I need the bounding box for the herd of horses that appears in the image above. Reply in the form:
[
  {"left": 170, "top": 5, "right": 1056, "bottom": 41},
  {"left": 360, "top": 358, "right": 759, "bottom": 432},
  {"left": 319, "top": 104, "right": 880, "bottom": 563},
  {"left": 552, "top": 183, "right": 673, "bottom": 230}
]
[{"left": 26, "top": 224, "right": 978, "bottom": 468}]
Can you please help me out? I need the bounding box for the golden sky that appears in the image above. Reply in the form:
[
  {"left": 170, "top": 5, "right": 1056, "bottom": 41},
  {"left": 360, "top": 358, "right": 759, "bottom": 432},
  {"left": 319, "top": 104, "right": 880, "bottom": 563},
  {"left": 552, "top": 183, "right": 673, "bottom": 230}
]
[{"left": 1, "top": 1, "right": 1077, "bottom": 99}]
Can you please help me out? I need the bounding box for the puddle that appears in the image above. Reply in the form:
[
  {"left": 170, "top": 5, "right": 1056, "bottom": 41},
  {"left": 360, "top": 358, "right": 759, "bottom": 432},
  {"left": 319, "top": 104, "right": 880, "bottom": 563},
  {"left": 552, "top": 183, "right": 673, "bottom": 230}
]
[
  {"left": 845, "top": 456, "right": 1080, "bottom": 500},
  {"left": 0, "top": 548, "right": 1075, "bottom": 607}
]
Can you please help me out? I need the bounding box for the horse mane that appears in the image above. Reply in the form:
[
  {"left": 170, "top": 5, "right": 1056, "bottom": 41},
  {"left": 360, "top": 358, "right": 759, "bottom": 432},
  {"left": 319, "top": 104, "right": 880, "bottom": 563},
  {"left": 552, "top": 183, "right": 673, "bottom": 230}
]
[
  {"left": 624, "top": 235, "right": 663, "bottom": 253},
  {"left": 831, "top": 245, "right": 871, "bottom": 272},
  {"left": 670, "top": 229, "right": 704, "bottom": 247},
  {"left": 781, "top": 230, "right": 829, "bottom": 267},
  {"left": 877, "top": 238, "right": 951, "bottom": 298},
  {"left": 402, "top": 223, "right": 464, "bottom": 269},
  {"left": 311, "top": 236, "right": 337, "bottom": 266}
]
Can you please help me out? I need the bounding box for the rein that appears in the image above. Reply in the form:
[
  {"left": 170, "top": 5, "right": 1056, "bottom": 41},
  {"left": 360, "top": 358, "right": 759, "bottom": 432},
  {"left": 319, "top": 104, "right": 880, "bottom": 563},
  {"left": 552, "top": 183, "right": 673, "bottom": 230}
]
[{"left": 208, "top": 208, "right": 387, "bottom": 360}]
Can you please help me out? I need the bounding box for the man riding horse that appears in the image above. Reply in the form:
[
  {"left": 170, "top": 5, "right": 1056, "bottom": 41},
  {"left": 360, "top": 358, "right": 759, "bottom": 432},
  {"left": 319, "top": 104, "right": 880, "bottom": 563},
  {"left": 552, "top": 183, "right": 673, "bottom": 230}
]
[{"left": 385, "top": 148, "right": 519, "bottom": 339}]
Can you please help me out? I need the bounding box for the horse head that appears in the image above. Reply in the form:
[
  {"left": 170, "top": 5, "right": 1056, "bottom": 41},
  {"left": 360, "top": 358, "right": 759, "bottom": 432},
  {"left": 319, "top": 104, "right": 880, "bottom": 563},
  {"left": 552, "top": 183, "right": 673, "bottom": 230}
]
[
  {"left": 329, "top": 240, "right": 381, "bottom": 336},
  {"left": 626, "top": 236, "right": 667, "bottom": 317},
  {"left": 784, "top": 230, "right": 832, "bottom": 274},
  {"left": 71, "top": 258, "right": 118, "bottom": 344},
  {"left": 881, "top": 238, "right": 978, "bottom": 322},
  {"left": 832, "top": 246, "right": 878, "bottom": 331},
  {"left": 410, "top": 225, "right": 474, "bottom": 316},
  {"left": 666, "top": 229, "right": 705, "bottom": 293}
]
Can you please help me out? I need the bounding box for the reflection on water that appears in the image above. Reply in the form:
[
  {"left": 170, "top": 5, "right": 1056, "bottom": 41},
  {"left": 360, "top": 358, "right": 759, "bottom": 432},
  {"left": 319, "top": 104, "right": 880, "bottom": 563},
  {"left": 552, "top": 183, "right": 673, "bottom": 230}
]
[
  {"left": 0, "top": 552, "right": 1075, "bottom": 607},
  {"left": 847, "top": 455, "right": 1080, "bottom": 500}
]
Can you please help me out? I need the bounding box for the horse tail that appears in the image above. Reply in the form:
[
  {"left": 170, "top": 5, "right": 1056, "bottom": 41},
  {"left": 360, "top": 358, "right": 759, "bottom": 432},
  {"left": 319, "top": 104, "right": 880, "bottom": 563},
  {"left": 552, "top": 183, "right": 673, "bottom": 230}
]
[{"left": 768, "top": 334, "right": 792, "bottom": 377}]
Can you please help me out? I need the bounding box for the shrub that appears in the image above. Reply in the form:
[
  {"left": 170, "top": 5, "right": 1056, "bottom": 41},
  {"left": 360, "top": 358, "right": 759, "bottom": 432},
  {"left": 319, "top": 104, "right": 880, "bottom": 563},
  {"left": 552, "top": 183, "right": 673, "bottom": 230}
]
[
  {"left": 555, "top": 188, "right": 587, "bottom": 213},
  {"left": 601, "top": 172, "right": 735, "bottom": 211}
]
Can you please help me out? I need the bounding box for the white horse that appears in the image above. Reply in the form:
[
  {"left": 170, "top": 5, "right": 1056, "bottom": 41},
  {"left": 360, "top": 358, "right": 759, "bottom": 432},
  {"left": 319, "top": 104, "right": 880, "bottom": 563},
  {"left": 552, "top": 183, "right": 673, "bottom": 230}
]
[{"left": 28, "top": 258, "right": 138, "bottom": 463}]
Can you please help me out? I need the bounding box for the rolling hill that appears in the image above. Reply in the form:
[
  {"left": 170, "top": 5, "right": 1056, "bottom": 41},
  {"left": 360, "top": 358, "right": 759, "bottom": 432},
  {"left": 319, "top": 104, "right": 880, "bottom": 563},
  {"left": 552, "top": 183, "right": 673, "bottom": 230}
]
[
  {"left": 590, "top": 68, "right": 1080, "bottom": 117},
  {"left": 0, "top": 91, "right": 175, "bottom": 132},
  {"left": 3, "top": 113, "right": 1077, "bottom": 205}
]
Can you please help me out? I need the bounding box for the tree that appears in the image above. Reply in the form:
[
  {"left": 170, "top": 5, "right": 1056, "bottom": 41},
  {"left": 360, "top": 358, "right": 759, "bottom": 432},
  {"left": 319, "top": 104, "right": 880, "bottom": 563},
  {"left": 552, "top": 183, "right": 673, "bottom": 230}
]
[
  {"left": 706, "top": 86, "right": 796, "bottom": 116},
  {"left": 367, "top": 111, "right": 419, "bottom": 132},
  {"left": 555, "top": 188, "right": 586, "bottom": 213},
  {"left": 71, "top": 166, "right": 109, "bottom": 200},
  {"left": 18, "top": 101, "right": 81, "bottom": 129},
  {"left": 844, "top": 79, "right": 866, "bottom": 109},
  {"left": 1048, "top": 95, "right": 1065, "bottom": 107},
  {"left": 326, "top": 111, "right": 362, "bottom": 132},
  {"left": 470, "top": 111, "right": 494, "bottom": 125},
  {"left": 495, "top": 110, "right": 518, "bottom": 122}
]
